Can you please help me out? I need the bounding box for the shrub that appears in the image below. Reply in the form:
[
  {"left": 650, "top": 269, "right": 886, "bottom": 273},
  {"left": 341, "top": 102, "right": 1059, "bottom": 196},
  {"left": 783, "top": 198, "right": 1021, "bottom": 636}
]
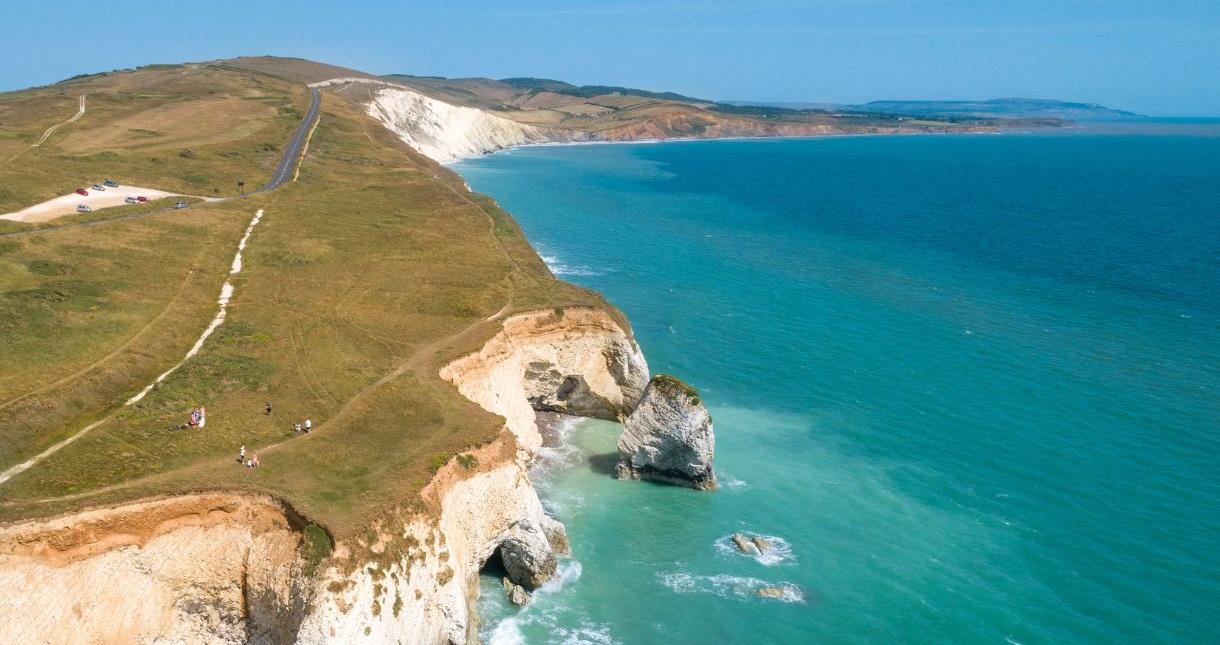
[{"left": 301, "top": 523, "right": 332, "bottom": 576}]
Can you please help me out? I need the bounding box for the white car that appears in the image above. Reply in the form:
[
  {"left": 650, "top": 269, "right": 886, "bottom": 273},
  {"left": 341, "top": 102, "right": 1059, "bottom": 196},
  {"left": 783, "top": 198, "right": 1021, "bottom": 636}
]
[
  {"left": 90, "top": 183, "right": 106, "bottom": 191},
  {"left": 124, "top": 196, "right": 138, "bottom": 204},
  {"left": 77, "top": 204, "right": 92, "bottom": 213}
]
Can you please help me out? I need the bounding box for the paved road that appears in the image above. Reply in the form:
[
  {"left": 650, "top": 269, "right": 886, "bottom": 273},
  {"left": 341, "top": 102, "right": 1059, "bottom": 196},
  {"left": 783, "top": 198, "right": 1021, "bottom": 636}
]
[
  {"left": 258, "top": 87, "right": 321, "bottom": 192},
  {"left": 0, "top": 87, "right": 321, "bottom": 239}
]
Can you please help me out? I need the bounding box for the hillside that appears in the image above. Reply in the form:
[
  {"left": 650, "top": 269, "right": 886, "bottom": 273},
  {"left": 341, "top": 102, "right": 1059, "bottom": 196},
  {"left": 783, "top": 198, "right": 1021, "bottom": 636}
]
[
  {"left": 727, "top": 97, "right": 1138, "bottom": 120},
  {"left": 377, "top": 73, "right": 1053, "bottom": 141},
  {"left": 0, "top": 56, "right": 1063, "bottom": 643},
  {"left": 852, "top": 98, "right": 1140, "bottom": 120},
  {"left": 0, "top": 58, "right": 613, "bottom": 529}
]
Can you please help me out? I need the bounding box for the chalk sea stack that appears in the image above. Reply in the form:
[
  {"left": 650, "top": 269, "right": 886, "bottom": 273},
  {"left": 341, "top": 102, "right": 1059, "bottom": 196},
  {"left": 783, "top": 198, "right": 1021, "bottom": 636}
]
[{"left": 616, "top": 375, "right": 717, "bottom": 490}]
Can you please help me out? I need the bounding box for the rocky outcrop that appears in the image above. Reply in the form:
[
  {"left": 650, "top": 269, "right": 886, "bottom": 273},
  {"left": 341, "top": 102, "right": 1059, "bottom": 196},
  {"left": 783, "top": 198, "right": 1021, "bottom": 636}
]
[
  {"left": 617, "top": 375, "right": 717, "bottom": 490},
  {"left": 0, "top": 493, "right": 312, "bottom": 645},
  {"left": 502, "top": 577, "right": 531, "bottom": 606},
  {"left": 498, "top": 518, "right": 557, "bottom": 590},
  {"left": 0, "top": 306, "right": 654, "bottom": 644},
  {"left": 440, "top": 307, "right": 649, "bottom": 451},
  {"left": 295, "top": 433, "right": 566, "bottom": 644}
]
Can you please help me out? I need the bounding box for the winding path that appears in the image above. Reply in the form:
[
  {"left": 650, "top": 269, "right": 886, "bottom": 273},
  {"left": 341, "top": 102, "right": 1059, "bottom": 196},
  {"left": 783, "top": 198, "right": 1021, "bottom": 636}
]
[
  {"left": 0, "top": 209, "right": 266, "bottom": 485},
  {"left": 34, "top": 95, "right": 87, "bottom": 147},
  {"left": 0, "top": 85, "right": 324, "bottom": 484}
]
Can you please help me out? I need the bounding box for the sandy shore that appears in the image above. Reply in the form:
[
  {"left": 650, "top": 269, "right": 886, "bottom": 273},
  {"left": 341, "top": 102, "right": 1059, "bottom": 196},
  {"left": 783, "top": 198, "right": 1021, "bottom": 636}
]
[{"left": 1, "top": 185, "right": 182, "bottom": 223}]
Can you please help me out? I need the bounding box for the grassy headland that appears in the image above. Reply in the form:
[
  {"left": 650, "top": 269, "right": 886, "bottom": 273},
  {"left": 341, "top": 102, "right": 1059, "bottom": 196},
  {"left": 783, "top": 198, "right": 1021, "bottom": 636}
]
[{"left": 0, "top": 60, "right": 609, "bottom": 537}]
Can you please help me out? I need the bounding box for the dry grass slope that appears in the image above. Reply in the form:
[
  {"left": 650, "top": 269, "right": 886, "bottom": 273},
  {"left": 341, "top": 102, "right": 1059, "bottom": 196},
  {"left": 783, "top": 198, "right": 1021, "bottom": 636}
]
[{"left": 0, "top": 60, "right": 613, "bottom": 538}]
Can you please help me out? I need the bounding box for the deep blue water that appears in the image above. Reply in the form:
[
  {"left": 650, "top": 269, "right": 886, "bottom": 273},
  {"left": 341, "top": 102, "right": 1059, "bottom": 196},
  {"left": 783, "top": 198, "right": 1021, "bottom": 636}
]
[{"left": 455, "top": 133, "right": 1220, "bottom": 644}]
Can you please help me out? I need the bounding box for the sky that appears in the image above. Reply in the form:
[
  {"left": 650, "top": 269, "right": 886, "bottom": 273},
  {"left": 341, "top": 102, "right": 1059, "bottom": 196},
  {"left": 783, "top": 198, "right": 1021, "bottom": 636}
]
[{"left": 2, "top": 1, "right": 1218, "bottom": 115}]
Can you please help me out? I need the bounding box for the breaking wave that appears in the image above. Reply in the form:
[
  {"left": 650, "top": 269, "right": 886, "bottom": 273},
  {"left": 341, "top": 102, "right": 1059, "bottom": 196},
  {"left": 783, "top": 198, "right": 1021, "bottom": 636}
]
[
  {"left": 714, "top": 533, "right": 796, "bottom": 566},
  {"left": 657, "top": 572, "right": 806, "bottom": 604}
]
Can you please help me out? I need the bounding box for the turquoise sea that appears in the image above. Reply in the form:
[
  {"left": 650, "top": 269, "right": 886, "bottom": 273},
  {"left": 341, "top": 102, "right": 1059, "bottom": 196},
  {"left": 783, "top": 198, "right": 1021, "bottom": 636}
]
[{"left": 454, "top": 131, "right": 1220, "bottom": 644}]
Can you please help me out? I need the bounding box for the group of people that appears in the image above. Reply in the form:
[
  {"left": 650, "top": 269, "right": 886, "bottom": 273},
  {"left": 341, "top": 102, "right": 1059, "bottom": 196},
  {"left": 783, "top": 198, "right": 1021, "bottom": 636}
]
[
  {"left": 238, "top": 445, "right": 260, "bottom": 469},
  {"left": 293, "top": 417, "right": 313, "bottom": 434},
  {"left": 173, "top": 405, "right": 207, "bottom": 430}
]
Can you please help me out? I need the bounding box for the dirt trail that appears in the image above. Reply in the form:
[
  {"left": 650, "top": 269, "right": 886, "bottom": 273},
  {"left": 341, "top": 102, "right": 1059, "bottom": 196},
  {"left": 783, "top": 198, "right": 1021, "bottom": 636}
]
[
  {"left": 8, "top": 95, "right": 86, "bottom": 162},
  {"left": 0, "top": 209, "right": 266, "bottom": 486},
  {"left": 0, "top": 241, "right": 215, "bottom": 413}
]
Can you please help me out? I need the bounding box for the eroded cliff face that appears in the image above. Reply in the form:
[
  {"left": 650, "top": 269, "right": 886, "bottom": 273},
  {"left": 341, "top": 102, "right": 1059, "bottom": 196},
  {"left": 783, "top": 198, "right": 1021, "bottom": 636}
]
[
  {"left": 366, "top": 86, "right": 578, "bottom": 164},
  {"left": 0, "top": 307, "right": 649, "bottom": 644},
  {"left": 297, "top": 434, "right": 560, "bottom": 644},
  {"left": 617, "top": 375, "right": 717, "bottom": 490},
  {"left": 0, "top": 493, "right": 312, "bottom": 645},
  {"left": 439, "top": 307, "right": 649, "bottom": 451},
  {"left": 300, "top": 307, "right": 647, "bottom": 643}
]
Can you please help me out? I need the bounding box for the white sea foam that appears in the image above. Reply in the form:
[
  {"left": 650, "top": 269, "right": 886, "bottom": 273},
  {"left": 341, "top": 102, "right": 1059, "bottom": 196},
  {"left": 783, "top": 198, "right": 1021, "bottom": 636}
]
[
  {"left": 658, "top": 572, "right": 806, "bottom": 603},
  {"left": 718, "top": 471, "right": 749, "bottom": 490},
  {"left": 540, "top": 254, "right": 606, "bottom": 277},
  {"left": 714, "top": 533, "right": 796, "bottom": 566},
  {"left": 487, "top": 561, "right": 617, "bottom": 644}
]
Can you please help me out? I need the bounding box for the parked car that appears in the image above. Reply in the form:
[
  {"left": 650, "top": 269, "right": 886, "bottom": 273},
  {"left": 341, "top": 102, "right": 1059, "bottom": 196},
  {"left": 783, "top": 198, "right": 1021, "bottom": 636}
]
[
  {"left": 74, "top": 188, "right": 88, "bottom": 196},
  {"left": 136, "top": 196, "right": 148, "bottom": 203},
  {"left": 77, "top": 204, "right": 92, "bottom": 213},
  {"left": 90, "top": 184, "right": 106, "bottom": 191},
  {"left": 174, "top": 201, "right": 189, "bottom": 209},
  {"left": 103, "top": 179, "right": 119, "bottom": 188},
  {"left": 124, "top": 196, "right": 138, "bottom": 204}
]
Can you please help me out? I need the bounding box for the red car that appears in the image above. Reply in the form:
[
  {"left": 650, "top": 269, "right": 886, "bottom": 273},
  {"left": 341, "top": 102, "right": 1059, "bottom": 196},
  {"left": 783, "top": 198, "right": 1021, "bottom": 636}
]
[
  {"left": 136, "top": 196, "right": 148, "bottom": 203},
  {"left": 74, "top": 188, "right": 88, "bottom": 196}
]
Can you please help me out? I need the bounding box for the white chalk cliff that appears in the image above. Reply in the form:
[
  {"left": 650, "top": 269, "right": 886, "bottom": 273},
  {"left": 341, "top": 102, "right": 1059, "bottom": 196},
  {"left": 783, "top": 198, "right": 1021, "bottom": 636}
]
[
  {"left": 366, "top": 86, "right": 576, "bottom": 164},
  {"left": 0, "top": 306, "right": 655, "bottom": 644}
]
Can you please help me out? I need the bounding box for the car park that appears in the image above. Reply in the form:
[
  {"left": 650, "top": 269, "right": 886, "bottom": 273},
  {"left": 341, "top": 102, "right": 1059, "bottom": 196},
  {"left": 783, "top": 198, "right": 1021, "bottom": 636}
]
[
  {"left": 103, "top": 179, "right": 119, "bottom": 188},
  {"left": 75, "top": 188, "right": 88, "bottom": 196},
  {"left": 77, "top": 204, "right": 92, "bottom": 213},
  {"left": 90, "top": 184, "right": 106, "bottom": 191}
]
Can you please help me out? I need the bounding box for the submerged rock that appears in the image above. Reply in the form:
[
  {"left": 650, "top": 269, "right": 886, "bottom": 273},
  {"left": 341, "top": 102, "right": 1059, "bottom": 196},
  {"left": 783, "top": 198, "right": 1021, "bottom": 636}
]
[
  {"left": 756, "top": 586, "right": 788, "bottom": 600},
  {"left": 616, "top": 375, "right": 716, "bottom": 490},
  {"left": 498, "top": 519, "right": 557, "bottom": 590}
]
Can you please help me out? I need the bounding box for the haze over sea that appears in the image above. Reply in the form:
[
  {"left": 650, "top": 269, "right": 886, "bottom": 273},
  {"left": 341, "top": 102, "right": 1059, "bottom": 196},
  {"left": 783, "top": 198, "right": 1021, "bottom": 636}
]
[{"left": 455, "top": 128, "right": 1220, "bottom": 644}]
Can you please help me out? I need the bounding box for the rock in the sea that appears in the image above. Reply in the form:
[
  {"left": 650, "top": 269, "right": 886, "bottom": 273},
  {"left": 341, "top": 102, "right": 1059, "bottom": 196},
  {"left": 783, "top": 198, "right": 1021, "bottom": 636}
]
[
  {"left": 756, "top": 586, "right": 788, "bottom": 600},
  {"left": 751, "top": 536, "right": 772, "bottom": 555},
  {"left": 616, "top": 375, "right": 716, "bottom": 490},
  {"left": 732, "top": 533, "right": 754, "bottom": 553},
  {"left": 498, "top": 519, "right": 557, "bottom": 590},
  {"left": 541, "top": 515, "right": 570, "bottom": 556},
  {"left": 502, "top": 578, "right": 532, "bottom": 606}
]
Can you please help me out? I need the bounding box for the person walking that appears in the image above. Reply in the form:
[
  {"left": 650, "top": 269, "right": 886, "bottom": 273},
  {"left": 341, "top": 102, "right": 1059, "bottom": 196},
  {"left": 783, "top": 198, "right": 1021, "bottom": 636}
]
[
  {"left": 293, "top": 422, "right": 301, "bottom": 433},
  {"left": 265, "top": 402, "right": 272, "bottom": 416},
  {"left": 304, "top": 418, "right": 312, "bottom": 433},
  {"left": 239, "top": 445, "right": 246, "bottom": 463}
]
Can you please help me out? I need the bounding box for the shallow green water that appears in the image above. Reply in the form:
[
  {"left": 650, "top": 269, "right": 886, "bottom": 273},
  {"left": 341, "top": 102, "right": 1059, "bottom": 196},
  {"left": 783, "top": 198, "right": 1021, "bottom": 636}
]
[{"left": 456, "top": 133, "right": 1220, "bottom": 644}]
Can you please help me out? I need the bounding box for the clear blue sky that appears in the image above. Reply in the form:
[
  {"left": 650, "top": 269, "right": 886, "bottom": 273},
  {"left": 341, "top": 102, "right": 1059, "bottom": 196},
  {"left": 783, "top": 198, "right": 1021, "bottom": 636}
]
[{"left": 3, "top": 1, "right": 1217, "bottom": 115}]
